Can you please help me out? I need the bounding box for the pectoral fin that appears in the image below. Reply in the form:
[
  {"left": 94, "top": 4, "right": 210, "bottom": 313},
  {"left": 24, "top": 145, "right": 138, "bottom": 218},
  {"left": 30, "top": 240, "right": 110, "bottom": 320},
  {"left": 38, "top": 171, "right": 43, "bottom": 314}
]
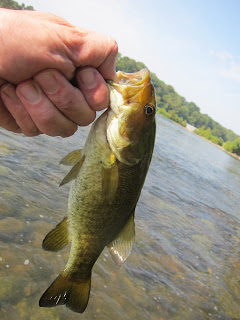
[
  {"left": 59, "top": 149, "right": 83, "bottom": 166},
  {"left": 107, "top": 210, "right": 135, "bottom": 266},
  {"left": 42, "top": 217, "right": 70, "bottom": 252},
  {"left": 59, "top": 155, "right": 85, "bottom": 187},
  {"left": 102, "top": 163, "right": 118, "bottom": 204}
]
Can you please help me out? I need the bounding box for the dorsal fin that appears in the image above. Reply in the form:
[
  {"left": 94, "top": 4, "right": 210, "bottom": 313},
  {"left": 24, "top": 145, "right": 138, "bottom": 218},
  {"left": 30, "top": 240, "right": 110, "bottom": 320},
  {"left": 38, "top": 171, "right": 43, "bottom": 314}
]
[{"left": 107, "top": 209, "right": 135, "bottom": 266}]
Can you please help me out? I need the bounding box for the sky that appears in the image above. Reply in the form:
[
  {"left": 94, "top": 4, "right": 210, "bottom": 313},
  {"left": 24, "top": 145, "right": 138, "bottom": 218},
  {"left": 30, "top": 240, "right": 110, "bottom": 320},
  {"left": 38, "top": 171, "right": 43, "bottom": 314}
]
[{"left": 22, "top": 0, "right": 240, "bottom": 134}]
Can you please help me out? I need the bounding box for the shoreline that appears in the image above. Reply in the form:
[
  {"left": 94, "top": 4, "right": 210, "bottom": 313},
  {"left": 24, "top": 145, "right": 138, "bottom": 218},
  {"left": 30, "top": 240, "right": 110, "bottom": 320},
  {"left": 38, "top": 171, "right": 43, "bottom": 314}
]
[{"left": 158, "top": 114, "right": 240, "bottom": 161}]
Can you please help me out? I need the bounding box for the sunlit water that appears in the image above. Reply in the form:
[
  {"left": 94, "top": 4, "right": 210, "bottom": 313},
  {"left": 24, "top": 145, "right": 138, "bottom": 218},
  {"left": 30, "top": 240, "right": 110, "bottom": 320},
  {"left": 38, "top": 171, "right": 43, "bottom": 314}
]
[{"left": 0, "top": 115, "right": 240, "bottom": 320}]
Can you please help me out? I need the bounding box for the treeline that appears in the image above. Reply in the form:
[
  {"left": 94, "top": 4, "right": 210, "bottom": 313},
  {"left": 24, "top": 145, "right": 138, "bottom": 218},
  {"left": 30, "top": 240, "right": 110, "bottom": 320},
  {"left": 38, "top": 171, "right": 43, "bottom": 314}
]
[
  {"left": 116, "top": 54, "right": 238, "bottom": 142},
  {"left": 0, "top": 0, "right": 33, "bottom": 9},
  {"left": 2, "top": 2, "right": 239, "bottom": 156},
  {"left": 194, "top": 127, "right": 240, "bottom": 155},
  {"left": 116, "top": 54, "right": 240, "bottom": 156}
]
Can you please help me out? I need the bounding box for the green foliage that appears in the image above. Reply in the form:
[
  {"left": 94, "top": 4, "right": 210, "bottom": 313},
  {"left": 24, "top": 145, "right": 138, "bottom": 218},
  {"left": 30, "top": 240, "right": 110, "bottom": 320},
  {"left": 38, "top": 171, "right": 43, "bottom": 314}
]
[
  {"left": 224, "top": 141, "right": 233, "bottom": 153},
  {"left": 0, "top": 0, "right": 33, "bottom": 10},
  {"left": 224, "top": 139, "right": 240, "bottom": 156},
  {"left": 116, "top": 54, "right": 239, "bottom": 156},
  {"left": 194, "top": 127, "right": 224, "bottom": 146},
  {"left": 116, "top": 53, "right": 146, "bottom": 73},
  {"left": 116, "top": 54, "right": 239, "bottom": 143}
]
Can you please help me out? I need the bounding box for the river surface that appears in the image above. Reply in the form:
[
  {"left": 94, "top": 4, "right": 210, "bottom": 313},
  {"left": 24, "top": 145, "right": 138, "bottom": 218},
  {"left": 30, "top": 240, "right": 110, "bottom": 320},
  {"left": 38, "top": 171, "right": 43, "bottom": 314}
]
[{"left": 0, "top": 115, "right": 240, "bottom": 320}]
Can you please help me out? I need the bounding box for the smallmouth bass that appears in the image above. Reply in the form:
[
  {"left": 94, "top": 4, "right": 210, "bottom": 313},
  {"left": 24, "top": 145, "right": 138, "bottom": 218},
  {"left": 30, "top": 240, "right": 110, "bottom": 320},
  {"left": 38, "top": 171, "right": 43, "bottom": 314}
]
[{"left": 39, "top": 68, "right": 156, "bottom": 313}]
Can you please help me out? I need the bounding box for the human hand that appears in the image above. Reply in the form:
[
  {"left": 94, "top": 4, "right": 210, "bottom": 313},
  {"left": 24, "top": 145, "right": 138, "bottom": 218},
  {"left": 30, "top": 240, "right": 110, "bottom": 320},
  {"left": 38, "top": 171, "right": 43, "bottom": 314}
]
[{"left": 0, "top": 9, "right": 118, "bottom": 137}]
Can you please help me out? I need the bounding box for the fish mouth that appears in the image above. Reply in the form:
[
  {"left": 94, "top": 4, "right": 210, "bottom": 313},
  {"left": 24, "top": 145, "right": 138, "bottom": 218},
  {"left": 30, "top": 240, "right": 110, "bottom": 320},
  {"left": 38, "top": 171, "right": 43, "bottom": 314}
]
[
  {"left": 107, "top": 68, "right": 150, "bottom": 89},
  {"left": 115, "top": 68, "right": 150, "bottom": 86},
  {"left": 107, "top": 68, "right": 151, "bottom": 115}
]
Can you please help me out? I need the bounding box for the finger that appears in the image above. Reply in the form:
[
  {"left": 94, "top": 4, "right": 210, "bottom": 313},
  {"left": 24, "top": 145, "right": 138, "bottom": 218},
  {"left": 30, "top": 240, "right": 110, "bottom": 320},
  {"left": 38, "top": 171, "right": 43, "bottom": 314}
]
[
  {"left": 97, "top": 38, "right": 119, "bottom": 82},
  {"left": 1, "top": 84, "right": 40, "bottom": 136},
  {"left": 68, "top": 30, "right": 118, "bottom": 82},
  {"left": 34, "top": 69, "right": 96, "bottom": 126},
  {"left": 16, "top": 80, "right": 77, "bottom": 137},
  {"left": 0, "top": 95, "right": 21, "bottom": 133},
  {"left": 76, "top": 68, "right": 110, "bottom": 112}
]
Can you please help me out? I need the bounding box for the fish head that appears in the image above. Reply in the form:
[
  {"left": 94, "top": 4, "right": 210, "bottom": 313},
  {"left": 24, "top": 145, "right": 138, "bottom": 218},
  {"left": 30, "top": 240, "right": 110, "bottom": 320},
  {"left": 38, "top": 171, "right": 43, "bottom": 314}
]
[{"left": 107, "top": 68, "right": 156, "bottom": 165}]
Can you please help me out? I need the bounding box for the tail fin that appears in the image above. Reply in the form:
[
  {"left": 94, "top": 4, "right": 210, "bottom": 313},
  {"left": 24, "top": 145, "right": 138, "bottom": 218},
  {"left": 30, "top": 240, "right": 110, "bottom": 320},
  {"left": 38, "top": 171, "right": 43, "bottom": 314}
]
[{"left": 39, "top": 271, "right": 91, "bottom": 313}]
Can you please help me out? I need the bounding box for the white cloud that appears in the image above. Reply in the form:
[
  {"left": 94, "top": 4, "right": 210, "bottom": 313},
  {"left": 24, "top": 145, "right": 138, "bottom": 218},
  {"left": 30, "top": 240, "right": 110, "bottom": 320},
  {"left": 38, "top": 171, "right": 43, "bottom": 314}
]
[
  {"left": 210, "top": 49, "right": 233, "bottom": 61},
  {"left": 210, "top": 50, "right": 240, "bottom": 83},
  {"left": 220, "top": 62, "right": 240, "bottom": 83}
]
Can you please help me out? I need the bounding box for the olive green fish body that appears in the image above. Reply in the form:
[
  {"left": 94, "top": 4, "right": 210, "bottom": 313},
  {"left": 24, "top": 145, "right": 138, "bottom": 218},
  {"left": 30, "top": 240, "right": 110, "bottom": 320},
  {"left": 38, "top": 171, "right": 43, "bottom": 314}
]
[
  {"left": 39, "top": 68, "right": 156, "bottom": 313},
  {"left": 67, "top": 111, "right": 155, "bottom": 274}
]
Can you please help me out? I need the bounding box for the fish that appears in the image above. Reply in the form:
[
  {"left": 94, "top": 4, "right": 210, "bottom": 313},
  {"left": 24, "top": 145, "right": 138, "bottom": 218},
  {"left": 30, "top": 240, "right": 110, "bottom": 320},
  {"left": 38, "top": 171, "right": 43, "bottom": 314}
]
[{"left": 39, "top": 68, "right": 156, "bottom": 313}]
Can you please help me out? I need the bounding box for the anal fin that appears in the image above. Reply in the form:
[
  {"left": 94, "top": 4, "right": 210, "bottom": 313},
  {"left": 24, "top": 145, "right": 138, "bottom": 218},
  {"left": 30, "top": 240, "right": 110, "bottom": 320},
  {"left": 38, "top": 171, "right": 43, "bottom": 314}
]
[
  {"left": 107, "top": 209, "right": 135, "bottom": 266},
  {"left": 42, "top": 217, "right": 70, "bottom": 252}
]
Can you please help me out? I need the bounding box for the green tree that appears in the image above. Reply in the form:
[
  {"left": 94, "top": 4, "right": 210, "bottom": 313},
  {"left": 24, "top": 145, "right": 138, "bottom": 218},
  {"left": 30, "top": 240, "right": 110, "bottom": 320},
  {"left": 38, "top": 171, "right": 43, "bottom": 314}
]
[{"left": 0, "top": 0, "right": 33, "bottom": 10}]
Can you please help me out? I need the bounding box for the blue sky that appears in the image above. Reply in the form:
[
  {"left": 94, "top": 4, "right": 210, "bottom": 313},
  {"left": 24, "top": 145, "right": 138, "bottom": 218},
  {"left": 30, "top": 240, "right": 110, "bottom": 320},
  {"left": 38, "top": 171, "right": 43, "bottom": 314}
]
[{"left": 22, "top": 0, "right": 240, "bottom": 134}]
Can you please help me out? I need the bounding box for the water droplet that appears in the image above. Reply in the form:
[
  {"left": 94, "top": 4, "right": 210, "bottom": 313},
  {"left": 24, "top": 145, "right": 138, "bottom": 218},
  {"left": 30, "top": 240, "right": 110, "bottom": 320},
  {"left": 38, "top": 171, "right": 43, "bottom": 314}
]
[
  {"left": 26, "top": 204, "right": 29, "bottom": 207},
  {"left": 39, "top": 215, "right": 44, "bottom": 218},
  {"left": 103, "top": 258, "right": 106, "bottom": 262},
  {"left": 104, "top": 253, "right": 108, "bottom": 257},
  {"left": 6, "top": 265, "right": 9, "bottom": 268},
  {"left": 24, "top": 259, "right": 30, "bottom": 265}
]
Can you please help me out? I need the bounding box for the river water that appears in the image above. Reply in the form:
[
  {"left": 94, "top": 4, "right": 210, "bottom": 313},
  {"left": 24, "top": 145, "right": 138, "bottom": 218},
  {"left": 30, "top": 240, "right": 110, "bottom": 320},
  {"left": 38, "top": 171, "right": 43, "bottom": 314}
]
[{"left": 0, "top": 115, "right": 240, "bottom": 320}]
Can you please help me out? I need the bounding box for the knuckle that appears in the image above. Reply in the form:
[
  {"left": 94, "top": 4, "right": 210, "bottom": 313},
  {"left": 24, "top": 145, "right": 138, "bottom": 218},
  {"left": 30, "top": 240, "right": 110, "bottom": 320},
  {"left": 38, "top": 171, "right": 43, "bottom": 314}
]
[
  {"left": 22, "top": 125, "right": 40, "bottom": 137},
  {"left": 61, "top": 125, "right": 78, "bottom": 138},
  {"left": 52, "top": 89, "right": 78, "bottom": 112},
  {"left": 36, "top": 110, "right": 59, "bottom": 136},
  {"left": 80, "top": 112, "right": 96, "bottom": 127}
]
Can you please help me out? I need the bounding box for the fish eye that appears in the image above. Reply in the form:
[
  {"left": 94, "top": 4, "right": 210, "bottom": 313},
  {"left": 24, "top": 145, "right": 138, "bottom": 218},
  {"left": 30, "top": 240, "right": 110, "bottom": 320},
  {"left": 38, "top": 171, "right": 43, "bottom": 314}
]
[{"left": 144, "top": 104, "right": 155, "bottom": 115}]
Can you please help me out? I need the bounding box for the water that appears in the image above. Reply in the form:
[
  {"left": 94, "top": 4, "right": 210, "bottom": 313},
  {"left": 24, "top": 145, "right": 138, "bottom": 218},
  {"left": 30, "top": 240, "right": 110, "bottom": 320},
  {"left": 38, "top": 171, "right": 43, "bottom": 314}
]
[{"left": 0, "top": 115, "right": 240, "bottom": 320}]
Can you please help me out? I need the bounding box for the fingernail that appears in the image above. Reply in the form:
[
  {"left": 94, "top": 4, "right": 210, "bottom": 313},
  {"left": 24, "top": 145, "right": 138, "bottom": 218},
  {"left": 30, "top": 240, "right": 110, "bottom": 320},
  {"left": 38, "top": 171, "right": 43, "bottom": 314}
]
[
  {"left": 1, "top": 84, "right": 18, "bottom": 100},
  {"left": 35, "top": 72, "right": 58, "bottom": 93},
  {"left": 78, "top": 69, "right": 96, "bottom": 89},
  {"left": 19, "top": 83, "right": 41, "bottom": 104}
]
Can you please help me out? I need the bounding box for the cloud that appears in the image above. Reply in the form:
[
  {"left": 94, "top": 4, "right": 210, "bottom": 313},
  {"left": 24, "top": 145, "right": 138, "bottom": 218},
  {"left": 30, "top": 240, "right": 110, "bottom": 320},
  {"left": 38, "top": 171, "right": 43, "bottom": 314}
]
[
  {"left": 220, "top": 62, "right": 240, "bottom": 82},
  {"left": 210, "top": 49, "right": 240, "bottom": 83},
  {"left": 210, "top": 49, "right": 233, "bottom": 61}
]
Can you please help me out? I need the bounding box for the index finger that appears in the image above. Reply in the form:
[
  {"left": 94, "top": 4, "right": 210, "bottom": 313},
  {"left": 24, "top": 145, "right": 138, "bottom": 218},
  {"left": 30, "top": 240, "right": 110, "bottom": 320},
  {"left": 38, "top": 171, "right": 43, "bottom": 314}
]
[{"left": 97, "top": 39, "right": 119, "bottom": 82}]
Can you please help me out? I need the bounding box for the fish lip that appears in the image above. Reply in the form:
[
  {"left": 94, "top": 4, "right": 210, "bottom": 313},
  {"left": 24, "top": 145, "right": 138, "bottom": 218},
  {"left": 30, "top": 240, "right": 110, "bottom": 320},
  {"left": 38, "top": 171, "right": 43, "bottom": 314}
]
[{"left": 116, "top": 68, "right": 150, "bottom": 85}]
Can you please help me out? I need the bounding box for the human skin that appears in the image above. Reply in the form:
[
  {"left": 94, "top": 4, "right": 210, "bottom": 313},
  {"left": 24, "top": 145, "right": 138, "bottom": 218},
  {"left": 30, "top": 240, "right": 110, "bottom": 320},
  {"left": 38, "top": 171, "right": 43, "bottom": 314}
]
[{"left": 0, "top": 9, "right": 118, "bottom": 137}]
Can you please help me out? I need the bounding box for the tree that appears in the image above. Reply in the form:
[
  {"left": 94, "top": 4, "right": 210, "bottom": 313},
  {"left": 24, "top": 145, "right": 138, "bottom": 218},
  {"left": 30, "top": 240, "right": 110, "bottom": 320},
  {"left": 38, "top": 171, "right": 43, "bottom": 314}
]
[{"left": 0, "top": 0, "right": 33, "bottom": 10}]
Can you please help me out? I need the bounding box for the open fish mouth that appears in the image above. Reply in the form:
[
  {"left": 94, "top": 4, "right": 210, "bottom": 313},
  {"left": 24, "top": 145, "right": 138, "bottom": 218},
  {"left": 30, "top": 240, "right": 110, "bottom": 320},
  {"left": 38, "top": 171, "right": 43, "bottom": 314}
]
[{"left": 107, "top": 68, "right": 151, "bottom": 115}]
